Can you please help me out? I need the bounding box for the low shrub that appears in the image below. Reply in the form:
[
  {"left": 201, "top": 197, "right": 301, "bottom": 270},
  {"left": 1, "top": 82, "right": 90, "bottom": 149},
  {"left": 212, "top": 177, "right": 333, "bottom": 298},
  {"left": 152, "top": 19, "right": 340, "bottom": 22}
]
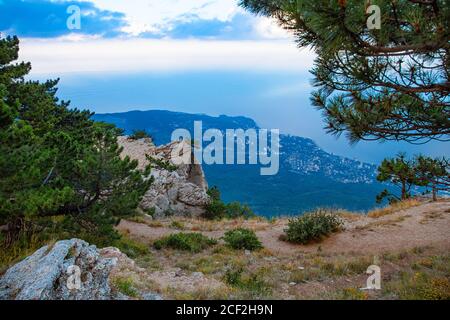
[
  {"left": 146, "top": 155, "right": 178, "bottom": 172},
  {"left": 283, "top": 209, "right": 343, "bottom": 244},
  {"left": 223, "top": 267, "right": 272, "bottom": 297},
  {"left": 170, "top": 220, "right": 185, "bottom": 230},
  {"left": 114, "top": 236, "right": 149, "bottom": 259},
  {"left": 223, "top": 228, "right": 262, "bottom": 251},
  {"left": 203, "top": 187, "right": 255, "bottom": 220},
  {"left": 112, "top": 277, "right": 139, "bottom": 298},
  {"left": 153, "top": 233, "right": 217, "bottom": 253},
  {"left": 129, "top": 129, "right": 152, "bottom": 140},
  {"left": 203, "top": 199, "right": 227, "bottom": 220},
  {"left": 225, "top": 202, "right": 255, "bottom": 219}
]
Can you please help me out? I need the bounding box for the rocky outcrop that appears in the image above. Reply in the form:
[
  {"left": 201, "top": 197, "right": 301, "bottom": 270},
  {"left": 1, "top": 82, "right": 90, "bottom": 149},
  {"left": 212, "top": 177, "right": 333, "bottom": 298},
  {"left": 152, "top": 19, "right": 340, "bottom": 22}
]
[
  {"left": 0, "top": 239, "right": 115, "bottom": 300},
  {"left": 118, "top": 137, "right": 210, "bottom": 218},
  {"left": 0, "top": 239, "right": 162, "bottom": 300}
]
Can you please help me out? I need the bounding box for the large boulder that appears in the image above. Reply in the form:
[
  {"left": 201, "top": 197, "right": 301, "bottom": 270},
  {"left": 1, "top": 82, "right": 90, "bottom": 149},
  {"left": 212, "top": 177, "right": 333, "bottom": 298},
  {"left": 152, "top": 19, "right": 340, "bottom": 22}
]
[
  {"left": 0, "top": 239, "right": 162, "bottom": 300},
  {"left": 0, "top": 239, "right": 116, "bottom": 300},
  {"left": 118, "top": 137, "right": 210, "bottom": 217}
]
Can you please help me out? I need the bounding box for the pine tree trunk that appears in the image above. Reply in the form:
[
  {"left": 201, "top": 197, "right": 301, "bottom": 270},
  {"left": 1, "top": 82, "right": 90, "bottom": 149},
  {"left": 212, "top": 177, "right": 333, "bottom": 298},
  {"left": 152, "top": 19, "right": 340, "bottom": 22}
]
[{"left": 401, "top": 182, "right": 407, "bottom": 200}]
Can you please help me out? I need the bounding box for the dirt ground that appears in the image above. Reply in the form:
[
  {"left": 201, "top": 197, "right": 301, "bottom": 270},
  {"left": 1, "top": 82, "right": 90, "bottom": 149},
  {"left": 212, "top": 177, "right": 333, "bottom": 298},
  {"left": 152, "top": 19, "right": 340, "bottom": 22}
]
[
  {"left": 115, "top": 200, "right": 450, "bottom": 300},
  {"left": 118, "top": 200, "right": 450, "bottom": 256}
]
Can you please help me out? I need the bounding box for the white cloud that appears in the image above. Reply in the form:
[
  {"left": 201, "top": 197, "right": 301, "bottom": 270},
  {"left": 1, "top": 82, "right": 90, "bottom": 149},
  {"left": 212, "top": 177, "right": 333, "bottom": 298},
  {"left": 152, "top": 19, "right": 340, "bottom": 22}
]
[
  {"left": 253, "top": 17, "right": 291, "bottom": 40},
  {"left": 52, "top": 0, "right": 292, "bottom": 40},
  {"left": 20, "top": 37, "right": 315, "bottom": 75},
  {"left": 84, "top": 0, "right": 240, "bottom": 35}
]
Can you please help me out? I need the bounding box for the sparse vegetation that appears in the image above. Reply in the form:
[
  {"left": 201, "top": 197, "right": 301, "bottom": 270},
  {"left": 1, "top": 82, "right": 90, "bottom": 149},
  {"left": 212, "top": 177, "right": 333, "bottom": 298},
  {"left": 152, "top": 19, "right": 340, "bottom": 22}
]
[
  {"left": 153, "top": 233, "right": 217, "bottom": 253},
  {"left": 223, "top": 267, "right": 272, "bottom": 298},
  {"left": 223, "top": 228, "right": 262, "bottom": 251},
  {"left": 146, "top": 155, "right": 178, "bottom": 172},
  {"left": 170, "top": 220, "right": 185, "bottom": 230},
  {"left": 112, "top": 277, "right": 139, "bottom": 298},
  {"left": 385, "top": 271, "right": 450, "bottom": 300},
  {"left": 204, "top": 187, "right": 255, "bottom": 220},
  {"left": 368, "top": 199, "right": 421, "bottom": 218},
  {"left": 129, "top": 129, "right": 152, "bottom": 141},
  {"left": 114, "top": 236, "right": 149, "bottom": 259},
  {"left": 283, "top": 209, "right": 343, "bottom": 244}
]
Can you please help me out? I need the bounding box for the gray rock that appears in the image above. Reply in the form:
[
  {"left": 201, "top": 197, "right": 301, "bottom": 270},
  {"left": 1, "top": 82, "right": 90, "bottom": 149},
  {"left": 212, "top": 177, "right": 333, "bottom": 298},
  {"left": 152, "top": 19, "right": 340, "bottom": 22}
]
[
  {"left": 0, "top": 239, "right": 117, "bottom": 300},
  {"left": 141, "top": 292, "right": 163, "bottom": 300},
  {"left": 192, "top": 272, "right": 204, "bottom": 278},
  {"left": 118, "top": 137, "right": 210, "bottom": 217}
]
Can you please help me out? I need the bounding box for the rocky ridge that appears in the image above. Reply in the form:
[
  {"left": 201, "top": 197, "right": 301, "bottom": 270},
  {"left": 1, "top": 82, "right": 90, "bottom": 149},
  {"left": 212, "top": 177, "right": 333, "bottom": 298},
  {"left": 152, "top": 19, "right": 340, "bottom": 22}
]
[{"left": 118, "top": 137, "right": 210, "bottom": 218}]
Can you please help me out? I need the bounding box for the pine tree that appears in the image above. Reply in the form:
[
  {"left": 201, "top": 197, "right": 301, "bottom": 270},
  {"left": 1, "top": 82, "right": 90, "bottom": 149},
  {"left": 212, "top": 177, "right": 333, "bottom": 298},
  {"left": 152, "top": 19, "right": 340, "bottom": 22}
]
[
  {"left": 415, "top": 155, "right": 449, "bottom": 201},
  {"left": 240, "top": 0, "right": 450, "bottom": 143},
  {"left": 0, "top": 36, "right": 152, "bottom": 246},
  {"left": 376, "top": 153, "right": 423, "bottom": 203}
]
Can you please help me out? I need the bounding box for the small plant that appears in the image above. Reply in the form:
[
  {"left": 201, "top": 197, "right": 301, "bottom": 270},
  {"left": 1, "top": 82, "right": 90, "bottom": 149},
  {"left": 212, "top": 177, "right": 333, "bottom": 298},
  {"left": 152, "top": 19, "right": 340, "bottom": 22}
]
[
  {"left": 225, "top": 202, "right": 256, "bottom": 219},
  {"left": 283, "top": 209, "right": 343, "bottom": 244},
  {"left": 203, "top": 187, "right": 255, "bottom": 220},
  {"left": 163, "top": 209, "right": 176, "bottom": 217},
  {"left": 207, "top": 186, "right": 221, "bottom": 201},
  {"left": 129, "top": 129, "right": 152, "bottom": 141},
  {"left": 338, "top": 288, "right": 369, "bottom": 300},
  {"left": 146, "top": 155, "right": 178, "bottom": 172},
  {"left": 114, "top": 236, "right": 149, "bottom": 259},
  {"left": 224, "top": 267, "right": 245, "bottom": 287},
  {"left": 144, "top": 207, "right": 156, "bottom": 218},
  {"left": 223, "top": 228, "right": 262, "bottom": 251},
  {"left": 153, "top": 233, "right": 217, "bottom": 253},
  {"left": 203, "top": 199, "right": 227, "bottom": 220},
  {"left": 223, "top": 266, "right": 272, "bottom": 297},
  {"left": 112, "top": 277, "right": 139, "bottom": 298},
  {"left": 170, "top": 220, "right": 185, "bottom": 230}
]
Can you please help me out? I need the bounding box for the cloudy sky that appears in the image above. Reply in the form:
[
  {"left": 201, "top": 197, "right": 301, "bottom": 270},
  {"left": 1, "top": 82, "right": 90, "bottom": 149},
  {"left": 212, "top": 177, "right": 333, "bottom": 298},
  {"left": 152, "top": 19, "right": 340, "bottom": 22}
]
[{"left": 0, "top": 0, "right": 445, "bottom": 162}]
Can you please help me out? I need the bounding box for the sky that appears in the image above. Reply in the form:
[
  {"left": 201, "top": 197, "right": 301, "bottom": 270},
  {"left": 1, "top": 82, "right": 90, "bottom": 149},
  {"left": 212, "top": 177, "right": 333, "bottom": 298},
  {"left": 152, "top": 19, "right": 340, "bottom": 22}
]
[{"left": 1, "top": 0, "right": 447, "bottom": 163}]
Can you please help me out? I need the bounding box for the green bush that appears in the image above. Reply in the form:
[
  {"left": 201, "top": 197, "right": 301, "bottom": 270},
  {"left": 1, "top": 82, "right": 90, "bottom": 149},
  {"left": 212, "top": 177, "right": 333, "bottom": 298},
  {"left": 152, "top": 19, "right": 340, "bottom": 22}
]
[
  {"left": 129, "top": 129, "right": 152, "bottom": 140},
  {"left": 223, "top": 228, "right": 262, "bottom": 251},
  {"left": 203, "top": 199, "right": 227, "bottom": 220},
  {"left": 146, "top": 155, "right": 178, "bottom": 172},
  {"left": 112, "top": 277, "right": 139, "bottom": 298},
  {"left": 223, "top": 267, "right": 272, "bottom": 296},
  {"left": 225, "top": 202, "right": 255, "bottom": 219},
  {"left": 114, "top": 236, "right": 149, "bottom": 259},
  {"left": 284, "top": 209, "right": 343, "bottom": 244},
  {"left": 153, "top": 233, "right": 217, "bottom": 253},
  {"left": 204, "top": 187, "right": 255, "bottom": 220},
  {"left": 170, "top": 220, "right": 185, "bottom": 230},
  {"left": 207, "top": 186, "right": 221, "bottom": 201}
]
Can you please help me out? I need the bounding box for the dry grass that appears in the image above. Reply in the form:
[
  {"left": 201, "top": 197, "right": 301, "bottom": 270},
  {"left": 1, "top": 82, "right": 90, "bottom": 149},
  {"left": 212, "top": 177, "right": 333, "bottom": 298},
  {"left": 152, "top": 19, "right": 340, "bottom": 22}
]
[
  {"left": 356, "top": 216, "right": 409, "bottom": 231},
  {"left": 338, "top": 210, "right": 363, "bottom": 222},
  {"left": 420, "top": 211, "right": 445, "bottom": 224},
  {"left": 368, "top": 199, "right": 421, "bottom": 218}
]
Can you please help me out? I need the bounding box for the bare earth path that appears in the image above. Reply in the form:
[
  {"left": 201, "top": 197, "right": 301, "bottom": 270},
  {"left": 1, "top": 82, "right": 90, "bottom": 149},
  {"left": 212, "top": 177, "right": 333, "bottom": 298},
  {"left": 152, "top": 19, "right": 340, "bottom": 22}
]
[{"left": 118, "top": 201, "right": 450, "bottom": 256}]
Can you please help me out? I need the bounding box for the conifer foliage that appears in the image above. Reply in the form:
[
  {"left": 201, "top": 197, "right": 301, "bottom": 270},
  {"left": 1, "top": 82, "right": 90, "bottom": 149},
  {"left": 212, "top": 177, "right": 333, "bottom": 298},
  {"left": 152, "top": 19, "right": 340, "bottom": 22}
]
[
  {"left": 240, "top": 0, "right": 450, "bottom": 143},
  {"left": 0, "top": 36, "right": 152, "bottom": 246}
]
